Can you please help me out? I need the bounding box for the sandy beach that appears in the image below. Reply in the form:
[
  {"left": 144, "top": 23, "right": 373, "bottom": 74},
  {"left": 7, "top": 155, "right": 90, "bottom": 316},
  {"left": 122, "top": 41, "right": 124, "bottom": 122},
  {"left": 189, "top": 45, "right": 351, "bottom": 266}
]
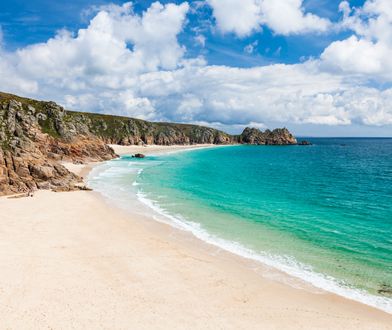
[
  {"left": 108, "top": 143, "right": 220, "bottom": 156},
  {"left": 1, "top": 145, "right": 391, "bottom": 329}
]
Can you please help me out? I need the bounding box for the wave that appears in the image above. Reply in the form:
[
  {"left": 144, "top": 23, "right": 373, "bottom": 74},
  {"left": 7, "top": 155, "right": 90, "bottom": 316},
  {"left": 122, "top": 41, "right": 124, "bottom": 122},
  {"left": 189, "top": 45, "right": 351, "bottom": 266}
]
[{"left": 136, "top": 190, "right": 392, "bottom": 314}]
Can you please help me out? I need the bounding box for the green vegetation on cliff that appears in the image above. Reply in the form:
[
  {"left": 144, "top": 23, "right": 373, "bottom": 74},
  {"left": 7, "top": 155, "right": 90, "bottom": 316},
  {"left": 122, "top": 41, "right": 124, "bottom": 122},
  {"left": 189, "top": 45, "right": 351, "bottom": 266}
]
[{"left": 0, "top": 92, "right": 233, "bottom": 147}]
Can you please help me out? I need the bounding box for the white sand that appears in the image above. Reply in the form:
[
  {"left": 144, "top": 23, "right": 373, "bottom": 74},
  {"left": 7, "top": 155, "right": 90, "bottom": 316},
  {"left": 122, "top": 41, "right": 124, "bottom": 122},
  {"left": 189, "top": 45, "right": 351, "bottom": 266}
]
[
  {"left": 1, "top": 145, "right": 391, "bottom": 329},
  {"left": 108, "top": 143, "right": 220, "bottom": 156}
]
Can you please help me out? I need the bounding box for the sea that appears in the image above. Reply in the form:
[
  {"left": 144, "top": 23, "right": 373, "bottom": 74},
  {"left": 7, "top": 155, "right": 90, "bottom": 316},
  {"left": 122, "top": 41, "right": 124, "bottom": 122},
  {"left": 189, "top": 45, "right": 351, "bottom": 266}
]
[{"left": 88, "top": 138, "right": 392, "bottom": 313}]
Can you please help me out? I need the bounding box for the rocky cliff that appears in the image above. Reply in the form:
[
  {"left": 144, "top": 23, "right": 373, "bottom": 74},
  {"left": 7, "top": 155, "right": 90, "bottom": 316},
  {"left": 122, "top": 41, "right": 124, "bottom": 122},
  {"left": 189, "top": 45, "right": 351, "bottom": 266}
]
[
  {"left": 0, "top": 92, "right": 296, "bottom": 196},
  {"left": 0, "top": 96, "right": 117, "bottom": 196}
]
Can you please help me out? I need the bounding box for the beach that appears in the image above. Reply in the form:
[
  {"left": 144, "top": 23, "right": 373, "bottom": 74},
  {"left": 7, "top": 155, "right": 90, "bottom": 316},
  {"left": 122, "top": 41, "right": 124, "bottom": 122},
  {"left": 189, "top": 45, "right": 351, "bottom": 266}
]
[
  {"left": 0, "top": 145, "right": 391, "bottom": 329},
  {"left": 108, "top": 144, "right": 219, "bottom": 156}
]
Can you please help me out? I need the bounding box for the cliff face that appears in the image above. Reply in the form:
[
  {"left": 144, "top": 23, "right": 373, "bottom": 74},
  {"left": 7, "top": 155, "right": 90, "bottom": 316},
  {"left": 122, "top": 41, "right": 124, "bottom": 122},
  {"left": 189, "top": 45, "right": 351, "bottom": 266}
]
[
  {"left": 0, "top": 92, "right": 297, "bottom": 196},
  {"left": 0, "top": 97, "right": 117, "bottom": 195}
]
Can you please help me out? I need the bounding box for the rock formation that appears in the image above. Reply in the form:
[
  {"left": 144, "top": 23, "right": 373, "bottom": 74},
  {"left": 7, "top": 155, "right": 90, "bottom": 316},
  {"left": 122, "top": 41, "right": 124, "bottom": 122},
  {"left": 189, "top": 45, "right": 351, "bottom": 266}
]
[
  {"left": 0, "top": 95, "right": 116, "bottom": 195},
  {"left": 298, "top": 140, "right": 312, "bottom": 146},
  {"left": 239, "top": 127, "right": 297, "bottom": 145},
  {"left": 133, "top": 154, "right": 145, "bottom": 159},
  {"left": 0, "top": 92, "right": 297, "bottom": 196}
]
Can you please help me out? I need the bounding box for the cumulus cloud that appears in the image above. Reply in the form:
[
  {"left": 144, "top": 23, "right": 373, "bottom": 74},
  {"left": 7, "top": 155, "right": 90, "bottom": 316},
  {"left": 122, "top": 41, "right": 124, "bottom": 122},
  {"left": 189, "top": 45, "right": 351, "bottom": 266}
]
[
  {"left": 0, "top": 2, "right": 189, "bottom": 95},
  {"left": 0, "top": 55, "right": 38, "bottom": 95},
  {"left": 0, "top": 1, "right": 189, "bottom": 116},
  {"left": 0, "top": 1, "right": 391, "bottom": 132},
  {"left": 207, "top": 0, "right": 331, "bottom": 37},
  {"left": 207, "top": 0, "right": 263, "bottom": 37},
  {"left": 321, "top": 0, "right": 392, "bottom": 80},
  {"left": 134, "top": 61, "right": 392, "bottom": 127},
  {"left": 261, "top": 0, "right": 331, "bottom": 35}
]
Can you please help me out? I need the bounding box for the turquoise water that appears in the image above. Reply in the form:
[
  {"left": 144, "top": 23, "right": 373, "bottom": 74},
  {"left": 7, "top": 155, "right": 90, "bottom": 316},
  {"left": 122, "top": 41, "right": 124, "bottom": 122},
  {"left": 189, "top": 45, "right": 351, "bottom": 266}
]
[{"left": 89, "top": 139, "right": 392, "bottom": 313}]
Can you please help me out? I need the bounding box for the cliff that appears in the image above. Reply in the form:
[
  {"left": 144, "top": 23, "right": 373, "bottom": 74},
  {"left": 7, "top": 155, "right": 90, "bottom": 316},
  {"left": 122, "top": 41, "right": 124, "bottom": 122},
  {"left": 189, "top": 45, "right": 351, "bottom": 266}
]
[{"left": 0, "top": 92, "right": 296, "bottom": 195}]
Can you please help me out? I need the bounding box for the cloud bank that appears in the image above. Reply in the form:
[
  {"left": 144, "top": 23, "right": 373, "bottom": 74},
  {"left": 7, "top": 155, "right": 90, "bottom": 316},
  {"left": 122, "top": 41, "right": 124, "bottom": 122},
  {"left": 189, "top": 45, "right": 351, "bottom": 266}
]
[{"left": 0, "top": 0, "right": 391, "bottom": 133}]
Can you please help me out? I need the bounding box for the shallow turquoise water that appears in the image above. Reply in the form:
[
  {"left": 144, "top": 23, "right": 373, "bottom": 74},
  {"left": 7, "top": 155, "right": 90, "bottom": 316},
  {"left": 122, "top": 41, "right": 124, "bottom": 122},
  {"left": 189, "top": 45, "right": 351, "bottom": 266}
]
[{"left": 89, "top": 139, "right": 392, "bottom": 312}]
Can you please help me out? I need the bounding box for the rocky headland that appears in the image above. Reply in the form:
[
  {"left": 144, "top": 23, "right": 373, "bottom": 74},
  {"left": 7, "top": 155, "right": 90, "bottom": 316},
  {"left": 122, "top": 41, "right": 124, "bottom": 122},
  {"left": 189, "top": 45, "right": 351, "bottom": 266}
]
[
  {"left": 0, "top": 92, "right": 297, "bottom": 196},
  {"left": 239, "top": 127, "right": 297, "bottom": 145}
]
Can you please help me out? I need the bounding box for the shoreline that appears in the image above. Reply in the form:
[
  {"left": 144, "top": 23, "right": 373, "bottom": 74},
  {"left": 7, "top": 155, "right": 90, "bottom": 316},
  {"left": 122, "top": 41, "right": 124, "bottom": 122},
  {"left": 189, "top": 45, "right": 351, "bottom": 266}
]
[
  {"left": 108, "top": 143, "right": 233, "bottom": 156},
  {"left": 136, "top": 191, "right": 392, "bottom": 314},
  {"left": 90, "top": 145, "right": 392, "bottom": 314},
  {"left": 1, "top": 144, "right": 391, "bottom": 328}
]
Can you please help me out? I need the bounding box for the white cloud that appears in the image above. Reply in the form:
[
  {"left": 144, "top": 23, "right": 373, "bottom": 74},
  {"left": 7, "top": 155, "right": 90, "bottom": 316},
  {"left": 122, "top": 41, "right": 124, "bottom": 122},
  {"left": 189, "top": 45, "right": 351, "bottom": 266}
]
[
  {"left": 244, "top": 40, "right": 258, "bottom": 54},
  {"left": 321, "top": 36, "right": 388, "bottom": 75},
  {"left": 261, "top": 0, "right": 331, "bottom": 35},
  {"left": 321, "top": 0, "right": 392, "bottom": 79},
  {"left": 5, "top": 2, "right": 189, "bottom": 90},
  {"left": 63, "top": 91, "right": 157, "bottom": 121},
  {"left": 0, "top": 55, "right": 38, "bottom": 95},
  {"left": 133, "top": 61, "right": 392, "bottom": 127},
  {"left": 207, "top": 0, "right": 331, "bottom": 37},
  {"left": 0, "top": 1, "right": 189, "bottom": 116},
  {"left": 207, "top": 0, "right": 263, "bottom": 37},
  {"left": 0, "top": 1, "right": 391, "bottom": 132},
  {"left": 194, "top": 34, "right": 206, "bottom": 47}
]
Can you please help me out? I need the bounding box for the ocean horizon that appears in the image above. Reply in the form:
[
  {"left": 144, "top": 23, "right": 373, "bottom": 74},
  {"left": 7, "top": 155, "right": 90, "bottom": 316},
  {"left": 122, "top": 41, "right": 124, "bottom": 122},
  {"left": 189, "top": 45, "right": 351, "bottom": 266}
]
[{"left": 89, "top": 138, "right": 392, "bottom": 314}]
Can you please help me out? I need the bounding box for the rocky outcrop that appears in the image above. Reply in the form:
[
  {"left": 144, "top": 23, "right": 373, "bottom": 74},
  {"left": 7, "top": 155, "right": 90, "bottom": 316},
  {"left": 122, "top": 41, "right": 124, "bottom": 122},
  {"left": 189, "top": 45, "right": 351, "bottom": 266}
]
[
  {"left": 133, "top": 154, "right": 145, "bottom": 159},
  {"left": 239, "top": 127, "right": 297, "bottom": 145},
  {"left": 298, "top": 140, "right": 312, "bottom": 146},
  {"left": 0, "top": 96, "right": 117, "bottom": 196},
  {"left": 0, "top": 91, "right": 297, "bottom": 196}
]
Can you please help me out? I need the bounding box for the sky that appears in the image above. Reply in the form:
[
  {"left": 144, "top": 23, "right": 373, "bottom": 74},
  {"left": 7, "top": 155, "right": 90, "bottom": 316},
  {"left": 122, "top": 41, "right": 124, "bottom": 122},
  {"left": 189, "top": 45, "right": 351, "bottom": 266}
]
[{"left": 0, "top": 0, "right": 392, "bottom": 136}]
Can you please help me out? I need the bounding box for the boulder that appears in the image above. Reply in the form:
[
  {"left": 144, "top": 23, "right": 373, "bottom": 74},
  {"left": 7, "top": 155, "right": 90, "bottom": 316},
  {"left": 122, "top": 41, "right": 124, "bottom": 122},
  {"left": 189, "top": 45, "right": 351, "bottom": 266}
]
[
  {"left": 29, "top": 164, "right": 55, "bottom": 180},
  {"left": 298, "top": 140, "right": 312, "bottom": 146},
  {"left": 133, "top": 153, "right": 145, "bottom": 159}
]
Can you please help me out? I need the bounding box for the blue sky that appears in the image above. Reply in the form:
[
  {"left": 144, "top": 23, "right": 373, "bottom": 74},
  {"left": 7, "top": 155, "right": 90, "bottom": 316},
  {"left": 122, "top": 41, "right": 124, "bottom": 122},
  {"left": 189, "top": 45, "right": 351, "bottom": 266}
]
[
  {"left": 0, "top": 0, "right": 391, "bottom": 136},
  {"left": 0, "top": 0, "right": 363, "bottom": 64}
]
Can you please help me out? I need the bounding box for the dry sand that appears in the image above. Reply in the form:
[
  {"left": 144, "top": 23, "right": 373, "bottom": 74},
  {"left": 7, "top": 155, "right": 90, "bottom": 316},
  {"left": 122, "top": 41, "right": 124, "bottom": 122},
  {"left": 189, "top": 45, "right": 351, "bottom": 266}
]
[
  {"left": 108, "top": 143, "right": 220, "bottom": 156},
  {"left": 0, "top": 145, "right": 391, "bottom": 329}
]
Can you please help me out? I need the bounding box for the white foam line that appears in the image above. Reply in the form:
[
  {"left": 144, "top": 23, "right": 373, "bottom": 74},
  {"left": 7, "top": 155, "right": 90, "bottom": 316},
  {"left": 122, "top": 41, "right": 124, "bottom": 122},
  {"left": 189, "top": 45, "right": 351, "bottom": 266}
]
[{"left": 136, "top": 191, "right": 392, "bottom": 314}]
